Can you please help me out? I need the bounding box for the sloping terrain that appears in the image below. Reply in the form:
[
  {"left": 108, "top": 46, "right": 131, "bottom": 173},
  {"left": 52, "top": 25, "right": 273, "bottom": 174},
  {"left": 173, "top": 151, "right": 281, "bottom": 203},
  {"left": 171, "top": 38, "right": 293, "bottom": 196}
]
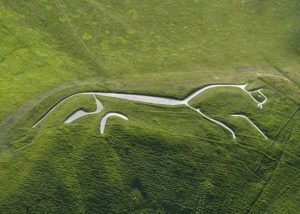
[{"left": 0, "top": 0, "right": 300, "bottom": 213}]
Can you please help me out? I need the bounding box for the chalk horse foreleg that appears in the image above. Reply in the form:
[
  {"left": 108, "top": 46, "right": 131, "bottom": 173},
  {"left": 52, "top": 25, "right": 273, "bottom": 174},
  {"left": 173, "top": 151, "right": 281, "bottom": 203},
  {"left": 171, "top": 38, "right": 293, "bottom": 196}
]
[{"left": 187, "top": 105, "right": 236, "bottom": 139}]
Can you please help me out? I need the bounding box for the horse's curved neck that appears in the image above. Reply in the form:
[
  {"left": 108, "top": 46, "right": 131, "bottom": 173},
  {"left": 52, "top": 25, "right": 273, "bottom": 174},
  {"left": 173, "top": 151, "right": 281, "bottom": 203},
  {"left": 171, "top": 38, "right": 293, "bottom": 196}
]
[{"left": 183, "top": 83, "right": 248, "bottom": 104}]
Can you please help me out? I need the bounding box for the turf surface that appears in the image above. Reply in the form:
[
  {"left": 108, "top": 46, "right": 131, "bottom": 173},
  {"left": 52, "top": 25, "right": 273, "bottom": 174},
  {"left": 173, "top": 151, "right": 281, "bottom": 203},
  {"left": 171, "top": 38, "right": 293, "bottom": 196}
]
[{"left": 0, "top": 0, "right": 300, "bottom": 213}]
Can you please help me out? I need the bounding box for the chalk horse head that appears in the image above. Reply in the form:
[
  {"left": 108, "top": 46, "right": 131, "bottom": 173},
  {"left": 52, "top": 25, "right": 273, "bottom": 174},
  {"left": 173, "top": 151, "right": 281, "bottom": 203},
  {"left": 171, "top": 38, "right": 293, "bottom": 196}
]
[
  {"left": 183, "top": 84, "right": 267, "bottom": 108},
  {"left": 183, "top": 83, "right": 268, "bottom": 139},
  {"left": 32, "top": 83, "right": 268, "bottom": 140}
]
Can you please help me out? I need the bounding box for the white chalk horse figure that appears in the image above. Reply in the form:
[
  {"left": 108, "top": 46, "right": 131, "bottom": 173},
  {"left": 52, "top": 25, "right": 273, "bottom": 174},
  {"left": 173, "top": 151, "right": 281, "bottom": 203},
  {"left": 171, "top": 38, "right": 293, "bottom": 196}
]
[{"left": 33, "top": 83, "right": 268, "bottom": 139}]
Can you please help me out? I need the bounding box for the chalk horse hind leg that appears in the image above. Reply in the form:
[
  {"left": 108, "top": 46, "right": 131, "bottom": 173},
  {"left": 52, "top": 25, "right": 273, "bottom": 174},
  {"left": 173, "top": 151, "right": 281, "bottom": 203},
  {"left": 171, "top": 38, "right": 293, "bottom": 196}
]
[
  {"left": 99, "top": 113, "right": 128, "bottom": 134},
  {"left": 64, "top": 94, "right": 104, "bottom": 124},
  {"left": 64, "top": 94, "right": 129, "bottom": 135}
]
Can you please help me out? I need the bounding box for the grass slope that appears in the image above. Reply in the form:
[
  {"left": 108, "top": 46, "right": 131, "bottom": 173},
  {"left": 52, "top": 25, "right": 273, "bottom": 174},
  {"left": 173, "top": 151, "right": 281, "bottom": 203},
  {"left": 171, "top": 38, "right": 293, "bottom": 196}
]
[{"left": 0, "top": 0, "right": 300, "bottom": 213}]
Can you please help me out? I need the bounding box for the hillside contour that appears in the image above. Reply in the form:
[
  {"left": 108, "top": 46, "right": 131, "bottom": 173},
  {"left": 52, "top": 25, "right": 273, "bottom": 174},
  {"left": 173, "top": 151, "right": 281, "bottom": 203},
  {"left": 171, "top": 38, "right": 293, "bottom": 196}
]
[{"left": 0, "top": 0, "right": 300, "bottom": 213}]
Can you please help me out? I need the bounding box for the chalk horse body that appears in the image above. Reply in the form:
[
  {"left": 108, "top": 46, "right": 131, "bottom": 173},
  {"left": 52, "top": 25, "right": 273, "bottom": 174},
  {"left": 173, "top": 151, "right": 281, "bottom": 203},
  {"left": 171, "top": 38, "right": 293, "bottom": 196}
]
[{"left": 33, "top": 84, "right": 268, "bottom": 139}]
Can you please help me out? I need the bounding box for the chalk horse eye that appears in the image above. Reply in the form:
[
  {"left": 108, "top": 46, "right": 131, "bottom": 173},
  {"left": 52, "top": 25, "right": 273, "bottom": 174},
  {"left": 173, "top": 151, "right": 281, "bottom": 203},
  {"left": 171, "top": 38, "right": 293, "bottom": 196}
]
[
  {"left": 249, "top": 89, "right": 267, "bottom": 109},
  {"left": 250, "top": 91, "right": 262, "bottom": 102}
]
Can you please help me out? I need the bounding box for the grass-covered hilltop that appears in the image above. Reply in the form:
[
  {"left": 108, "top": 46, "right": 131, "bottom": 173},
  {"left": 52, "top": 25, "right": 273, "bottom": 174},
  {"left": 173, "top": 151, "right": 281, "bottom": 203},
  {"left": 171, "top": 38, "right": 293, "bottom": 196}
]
[{"left": 0, "top": 0, "right": 300, "bottom": 213}]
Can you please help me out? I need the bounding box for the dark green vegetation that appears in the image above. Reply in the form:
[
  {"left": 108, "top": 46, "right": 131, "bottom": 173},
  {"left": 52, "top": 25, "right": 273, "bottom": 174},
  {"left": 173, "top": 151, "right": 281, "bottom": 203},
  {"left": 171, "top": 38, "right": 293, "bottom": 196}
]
[{"left": 0, "top": 0, "right": 300, "bottom": 213}]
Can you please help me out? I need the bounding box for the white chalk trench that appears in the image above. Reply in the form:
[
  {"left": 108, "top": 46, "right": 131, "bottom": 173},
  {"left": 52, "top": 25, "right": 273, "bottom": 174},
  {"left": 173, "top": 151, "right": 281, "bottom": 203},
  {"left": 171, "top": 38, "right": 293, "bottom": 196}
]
[{"left": 33, "top": 83, "right": 268, "bottom": 140}]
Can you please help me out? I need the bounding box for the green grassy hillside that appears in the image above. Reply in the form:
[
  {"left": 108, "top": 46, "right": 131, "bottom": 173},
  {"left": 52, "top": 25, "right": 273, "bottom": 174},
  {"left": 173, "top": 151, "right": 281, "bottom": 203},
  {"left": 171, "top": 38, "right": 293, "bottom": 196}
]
[{"left": 0, "top": 0, "right": 299, "bottom": 213}]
